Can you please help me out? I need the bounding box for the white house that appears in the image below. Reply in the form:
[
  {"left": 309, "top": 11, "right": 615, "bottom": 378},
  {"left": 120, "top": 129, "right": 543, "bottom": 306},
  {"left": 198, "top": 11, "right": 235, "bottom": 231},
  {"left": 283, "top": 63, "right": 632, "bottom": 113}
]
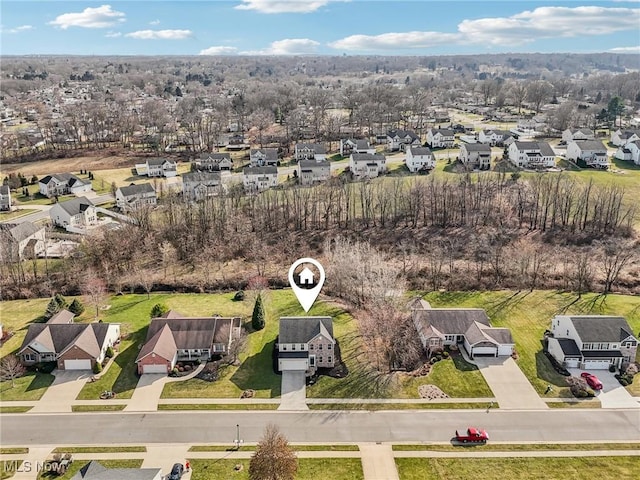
[
  {"left": 194, "top": 152, "right": 233, "bottom": 171},
  {"left": 243, "top": 166, "right": 278, "bottom": 192},
  {"left": 566, "top": 140, "right": 609, "bottom": 169},
  {"left": 405, "top": 146, "right": 435, "bottom": 173},
  {"left": 340, "top": 138, "right": 376, "bottom": 156},
  {"left": 562, "top": 128, "right": 595, "bottom": 143},
  {"left": 508, "top": 141, "right": 556, "bottom": 169},
  {"left": 250, "top": 148, "right": 279, "bottom": 167},
  {"left": 387, "top": 130, "right": 421, "bottom": 152},
  {"left": 547, "top": 315, "right": 638, "bottom": 370},
  {"left": 349, "top": 153, "right": 387, "bottom": 179},
  {"left": 611, "top": 129, "right": 640, "bottom": 147},
  {"left": 426, "top": 128, "right": 455, "bottom": 148},
  {"left": 182, "top": 171, "right": 222, "bottom": 201},
  {"left": 299, "top": 159, "right": 330, "bottom": 186},
  {"left": 39, "top": 173, "right": 92, "bottom": 198},
  {"left": 277, "top": 317, "right": 335, "bottom": 376},
  {"left": 115, "top": 183, "right": 157, "bottom": 211},
  {"left": 145, "top": 158, "right": 177, "bottom": 178},
  {"left": 459, "top": 143, "right": 492, "bottom": 170},
  {"left": 478, "top": 129, "right": 514, "bottom": 146},
  {"left": 49, "top": 197, "right": 97, "bottom": 232},
  {"left": 294, "top": 143, "right": 326, "bottom": 161},
  {"left": 0, "top": 185, "right": 11, "bottom": 211},
  {"left": 0, "top": 221, "right": 46, "bottom": 260},
  {"left": 614, "top": 140, "right": 640, "bottom": 166}
]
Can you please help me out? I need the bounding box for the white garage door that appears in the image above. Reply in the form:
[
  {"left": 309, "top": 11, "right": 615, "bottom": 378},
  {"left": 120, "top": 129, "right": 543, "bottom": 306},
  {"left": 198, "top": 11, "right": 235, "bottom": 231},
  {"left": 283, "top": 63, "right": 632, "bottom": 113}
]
[
  {"left": 583, "top": 360, "right": 610, "bottom": 370},
  {"left": 64, "top": 359, "right": 92, "bottom": 370},
  {"left": 142, "top": 364, "right": 168, "bottom": 374},
  {"left": 472, "top": 346, "right": 497, "bottom": 357},
  {"left": 565, "top": 358, "right": 580, "bottom": 368},
  {"left": 279, "top": 358, "right": 308, "bottom": 371}
]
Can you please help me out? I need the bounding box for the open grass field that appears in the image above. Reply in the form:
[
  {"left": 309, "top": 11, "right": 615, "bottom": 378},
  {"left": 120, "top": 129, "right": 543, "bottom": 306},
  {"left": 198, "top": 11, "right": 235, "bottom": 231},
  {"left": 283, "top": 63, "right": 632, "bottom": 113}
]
[
  {"left": 395, "top": 456, "right": 640, "bottom": 480},
  {"left": 422, "top": 290, "right": 640, "bottom": 397},
  {"left": 189, "top": 458, "right": 364, "bottom": 480}
]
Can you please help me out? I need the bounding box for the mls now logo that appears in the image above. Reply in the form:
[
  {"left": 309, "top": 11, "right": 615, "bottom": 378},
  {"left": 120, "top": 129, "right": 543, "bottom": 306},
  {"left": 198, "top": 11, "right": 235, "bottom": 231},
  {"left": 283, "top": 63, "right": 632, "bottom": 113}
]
[{"left": 3, "top": 461, "right": 59, "bottom": 473}]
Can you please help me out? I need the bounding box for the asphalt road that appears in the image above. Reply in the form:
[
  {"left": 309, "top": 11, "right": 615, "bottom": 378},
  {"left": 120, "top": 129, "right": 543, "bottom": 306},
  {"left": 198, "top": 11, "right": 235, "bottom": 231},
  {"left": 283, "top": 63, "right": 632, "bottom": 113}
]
[{"left": 1, "top": 409, "right": 639, "bottom": 446}]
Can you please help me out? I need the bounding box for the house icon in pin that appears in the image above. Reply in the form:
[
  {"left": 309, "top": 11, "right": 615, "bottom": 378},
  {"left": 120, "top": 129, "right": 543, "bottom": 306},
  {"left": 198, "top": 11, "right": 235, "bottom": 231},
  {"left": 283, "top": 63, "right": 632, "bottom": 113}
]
[{"left": 298, "top": 266, "right": 315, "bottom": 285}]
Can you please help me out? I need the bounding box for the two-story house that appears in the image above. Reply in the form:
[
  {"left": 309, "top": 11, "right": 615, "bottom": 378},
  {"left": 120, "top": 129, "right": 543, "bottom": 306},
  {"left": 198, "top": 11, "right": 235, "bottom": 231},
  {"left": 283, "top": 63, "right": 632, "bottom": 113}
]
[
  {"left": 387, "top": 129, "right": 421, "bottom": 152},
  {"left": 426, "top": 128, "right": 456, "bottom": 149},
  {"left": 277, "top": 316, "right": 335, "bottom": 376},
  {"left": 250, "top": 148, "right": 279, "bottom": 167},
  {"left": 0, "top": 221, "right": 46, "bottom": 260},
  {"left": 182, "top": 171, "right": 222, "bottom": 201},
  {"left": 562, "top": 128, "right": 595, "bottom": 143},
  {"left": 340, "top": 139, "right": 376, "bottom": 156},
  {"left": 478, "top": 129, "right": 513, "bottom": 147},
  {"left": 349, "top": 153, "right": 387, "bottom": 180},
  {"left": 405, "top": 146, "right": 435, "bottom": 173},
  {"left": 611, "top": 129, "right": 640, "bottom": 147},
  {"left": 115, "top": 183, "right": 157, "bottom": 211},
  {"left": 194, "top": 152, "right": 233, "bottom": 171},
  {"left": 49, "top": 197, "right": 97, "bottom": 232},
  {"left": 243, "top": 166, "right": 278, "bottom": 193},
  {"left": 459, "top": 143, "right": 492, "bottom": 170},
  {"left": 566, "top": 140, "right": 609, "bottom": 169},
  {"left": 0, "top": 185, "right": 12, "bottom": 211},
  {"left": 145, "top": 158, "right": 177, "bottom": 178},
  {"left": 508, "top": 141, "right": 556, "bottom": 169},
  {"left": 294, "top": 143, "right": 327, "bottom": 162},
  {"left": 547, "top": 315, "right": 638, "bottom": 370},
  {"left": 39, "top": 173, "right": 92, "bottom": 198},
  {"left": 614, "top": 140, "right": 640, "bottom": 166},
  {"left": 299, "top": 159, "right": 331, "bottom": 186}
]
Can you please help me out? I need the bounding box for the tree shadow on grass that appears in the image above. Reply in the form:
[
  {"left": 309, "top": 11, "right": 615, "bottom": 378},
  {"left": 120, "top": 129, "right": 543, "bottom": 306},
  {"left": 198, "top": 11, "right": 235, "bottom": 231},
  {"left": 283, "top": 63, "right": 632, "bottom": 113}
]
[
  {"left": 535, "top": 349, "right": 568, "bottom": 388},
  {"left": 555, "top": 293, "right": 607, "bottom": 316},
  {"left": 103, "top": 297, "right": 149, "bottom": 317},
  {"left": 484, "top": 290, "right": 531, "bottom": 319},
  {"left": 110, "top": 343, "right": 141, "bottom": 395},
  {"left": 230, "top": 339, "right": 281, "bottom": 397}
]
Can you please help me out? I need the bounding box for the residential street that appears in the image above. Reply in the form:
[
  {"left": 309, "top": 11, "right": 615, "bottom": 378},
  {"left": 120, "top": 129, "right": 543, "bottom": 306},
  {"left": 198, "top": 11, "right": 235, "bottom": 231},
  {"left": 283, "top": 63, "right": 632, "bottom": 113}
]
[{"left": 2, "top": 409, "right": 639, "bottom": 446}]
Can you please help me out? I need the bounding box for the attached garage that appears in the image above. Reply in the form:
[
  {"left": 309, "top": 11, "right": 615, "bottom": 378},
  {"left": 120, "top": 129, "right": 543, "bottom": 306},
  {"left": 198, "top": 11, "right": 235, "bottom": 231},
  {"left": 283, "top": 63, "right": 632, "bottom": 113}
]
[
  {"left": 278, "top": 351, "right": 309, "bottom": 372},
  {"left": 63, "top": 359, "right": 92, "bottom": 370},
  {"left": 471, "top": 345, "right": 498, "bottom": 357},
  {"left": 582, "top": 360, "right": 611, "bottom": 370},
  {"left": 564, "top": 358, "right": 580, "bottom": 368},
  {"left": 141, "top": 363, "right": 169, "bottom": 374}
]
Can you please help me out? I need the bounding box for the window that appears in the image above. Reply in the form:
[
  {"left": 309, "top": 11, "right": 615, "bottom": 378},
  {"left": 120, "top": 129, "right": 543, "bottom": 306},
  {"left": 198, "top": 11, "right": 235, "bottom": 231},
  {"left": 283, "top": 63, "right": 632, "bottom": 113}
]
[
  {"left": 309, "top": 344, "right": 314, "bottom": 350},
  {"left": 292, "top": 344, "right": 296, "bottom": 351},
  {"left": 319, "top": 344, "right": 323, "bottom": 350},
  {"left": 328, "top": 357, "right": 332, "bottom": 363},
  {"left": 328, "top": 344, "right": 332, "bottom": 350},
  {"left": 319, "top": 357, "right": 323, "bottom": 363},
  {"left": 24, "top": 353, "right": 34, "bottom": 362},
  {"left": 309, "top": 356, "right": 315, "bottom": 367},
  {"left": 282, "top": 345, "right": 287, "bottom": 351}
]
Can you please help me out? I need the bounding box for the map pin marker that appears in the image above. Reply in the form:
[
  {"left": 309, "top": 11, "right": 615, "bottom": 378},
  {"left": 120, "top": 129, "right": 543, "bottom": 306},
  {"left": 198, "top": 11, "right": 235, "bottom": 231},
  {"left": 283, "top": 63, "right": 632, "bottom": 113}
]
[{"left": 288, "top": 257, "right": 325, "bottom": 313}]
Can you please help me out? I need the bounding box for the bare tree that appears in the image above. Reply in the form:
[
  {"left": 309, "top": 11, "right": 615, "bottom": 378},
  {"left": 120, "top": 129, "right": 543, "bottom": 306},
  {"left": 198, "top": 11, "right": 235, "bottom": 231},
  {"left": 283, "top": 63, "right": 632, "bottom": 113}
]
[
  {"left": 0, "top": 355, "right": 25, "bottom": 388},
  {"left": 526, "top": 80, "right": 553, "bottom": 113},
  {"left": 598, "top": 240, "right": 637, "bottom": 294},
  {"left": 249, "top": 424, "right": 297, "bottom": 480},
  {"left": 82, "top": 271, "right": 108, "bottom": 320}
]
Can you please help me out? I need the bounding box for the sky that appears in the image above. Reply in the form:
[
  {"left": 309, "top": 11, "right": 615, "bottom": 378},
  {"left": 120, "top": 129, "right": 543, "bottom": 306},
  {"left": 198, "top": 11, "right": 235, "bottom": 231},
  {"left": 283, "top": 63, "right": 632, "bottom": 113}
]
[{"left": 1, "top": 0, "right": 639, "bottom": 56}]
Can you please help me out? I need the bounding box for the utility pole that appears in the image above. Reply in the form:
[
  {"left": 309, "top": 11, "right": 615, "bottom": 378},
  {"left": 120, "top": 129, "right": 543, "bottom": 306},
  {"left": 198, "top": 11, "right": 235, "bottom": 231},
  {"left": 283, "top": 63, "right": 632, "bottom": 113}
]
[{"left": 234, "top": 424, "right": 243, "bottom": 450}]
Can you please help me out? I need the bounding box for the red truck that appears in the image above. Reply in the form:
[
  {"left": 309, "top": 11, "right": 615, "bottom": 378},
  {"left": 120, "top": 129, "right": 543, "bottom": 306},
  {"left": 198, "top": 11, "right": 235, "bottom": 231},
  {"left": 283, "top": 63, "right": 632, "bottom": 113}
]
[{"left": 455, "top": 427, "right": 489, "bottom": 443}]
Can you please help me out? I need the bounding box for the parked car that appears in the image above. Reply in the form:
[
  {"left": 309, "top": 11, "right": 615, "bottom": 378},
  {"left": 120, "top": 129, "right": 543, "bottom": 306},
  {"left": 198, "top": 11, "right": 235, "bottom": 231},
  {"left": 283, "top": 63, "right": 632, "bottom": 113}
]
[
  {"left": 168, "top": 463, "right": 184, "bottom": 480},
  {"left": 455, "top": 427, "right": 489, "bottom": 443},
  {"left": 581, "top": 372, "right": 603, "bottom": 390}
]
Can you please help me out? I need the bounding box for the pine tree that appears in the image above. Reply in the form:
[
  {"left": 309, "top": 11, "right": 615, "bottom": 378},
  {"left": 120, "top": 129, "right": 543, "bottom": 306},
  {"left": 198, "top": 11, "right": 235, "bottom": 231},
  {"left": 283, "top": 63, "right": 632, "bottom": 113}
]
[
  {"left": 68, "top": 299, "right": 85, "bottom": 315},
  {"left": 54, "top": 293, "right": 68, "bottom": 309},
  {"left": 251, "top": 294, "right": 265, "bottom": 331},
  {"left": 44, "top": 298, "right": 61, "bottom": 321}
]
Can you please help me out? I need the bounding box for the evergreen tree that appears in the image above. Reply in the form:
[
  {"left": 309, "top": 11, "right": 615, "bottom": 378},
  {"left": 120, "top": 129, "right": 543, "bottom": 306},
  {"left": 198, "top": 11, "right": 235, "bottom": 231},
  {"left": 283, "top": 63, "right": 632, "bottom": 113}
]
[
  {"left": 150, "top": 303, "right": 169, "bottom": 318},
  {"left": 54, "top": 293, "right": 68, "bottom": 309},
  {"left": 44, "top": 298, "right": 61, "bottom": 320},
  {"left": 68, "top": 299, "right": 85, "bottom": 315},
  {"left": 251, "top": 294, "right": 266, "bottom": 331}
]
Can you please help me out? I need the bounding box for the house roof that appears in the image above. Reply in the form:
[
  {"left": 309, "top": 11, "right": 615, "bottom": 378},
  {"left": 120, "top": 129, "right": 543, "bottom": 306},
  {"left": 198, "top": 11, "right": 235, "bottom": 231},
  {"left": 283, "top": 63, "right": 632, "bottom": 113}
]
[
  {"left": 251, "top": 148, "right": 279, "bottom": 160},
  {"left": 430, "top": 128, "right": 454, "bottom": 136},
  {"left": 388, "top": 129, "right": 419, "bottom": 141},
  {"left": 279, "top": 317, "right": 334, "bottom": 344},
  {"left": 71, "top": 460, "right": 161, "bottom": 480},
  {"left": 514, "top": 141, "right": 555, "bottom": 156},
  {"left": 160, "top": 310, "right": 186, "bottom": 319},
  {"left": 573, "top": 140, "right": 607, "bottom": 152},
  {"left": 299, "top": 159, "right": 330, "bottom": 168},
  {"left": 413, "top": 309, "right": 491, "bottom": 336},
  {"left": 484, "top": 129, "right": 511, "bottom": 137},
  {"left": 356, "top": 139, "right": 371, "bottom": 150},
  {"left": 296, "top": 143, "right": 326, "bottom": 154},
  {"left": 463, "top": 143, "right": 491, "bottom": 153},
  {"left": 244, "top": 166, "right": 277, "bottom": 175},
  {"left": 570, "top": 128, "right": 594, "bottom": 136},
  {"left": 407, "top": 297, "right": 431, "bottom": 310},
  {"left": 47, "top": 309, "right": 75, "bottom": 324},
  {"left": 147, "top": 158, "right": 174, "bottom": 166},
  {"left": 351, "top": 153, "right": 385, "bottom": 163},
  {"left": 119, "top": 183, "right": 155, "bottom": 197},
  {"left": 182, "top": 171, "right": 222, "bottom": 184},
  {"left": 136, "top": 324, "right": 177, "bottom": 362},
  {"left": 199, "top": 152, "right": 231, "bottom": 161},
  {"left": 556, "top": 338, "right": 581, "bottom": 357},
  {"left": 409, "top": 146, "right": 432, "bottom": 156},
  {"left": 0, "top": 185, "right": 9, "bottom": 195},
  {"left": 19, "top": 323, "right": 114, "bottom": 357},
  {"left": 55, "top": 197, "right": 94, "bottom": 216},
  {"left": 569, "top": 316, "right": 636, "bottom": 343},
  {"left": 39, "top": 173, "right": 88, "bottom": 187},
  {"left": 582, "top": 350, "right": 623, "bottom": 358},
  {"left": 0, "top": 221, "right": 43, "bottom": 243}
]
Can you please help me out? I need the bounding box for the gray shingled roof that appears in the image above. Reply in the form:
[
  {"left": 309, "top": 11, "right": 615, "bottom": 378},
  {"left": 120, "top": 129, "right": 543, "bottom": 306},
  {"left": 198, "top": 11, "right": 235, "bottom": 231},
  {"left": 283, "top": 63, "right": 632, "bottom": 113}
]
[
  {"left": 409, "top": 146, "right": 432, "bottom": 156},
  {"left": 119, "top": 183, "right": 155, "bottom": 197},
  {"left": 463, "top": 143, "right": 491, "bottom": 152},
  {"left": 573, "top": 140, "right": 607, "bottom": 152},
  {"left": 571, "top": 128, "right": 594, "bottom": 136},
  {"left": 356, "top": 139, "right": 371, "bottom": 150},
  {"left": 514, "top": 141, "right": 555, "bottom": 157},
  {"left": 182, "top": 171, "right": 222, "bottom": 183},
  {"left": 557, "top": 338, "right": 581, "bottom": 356},
  {"left": 39, "top": 173, "right": 88, "bottom": 187},
  {"left": 47, "top": 309, "right": 75, "bottom": 324},
  {"left": 200, "top": 152, "right": 231, "bottom": 160},
  {"left": 244, "top": 166, "right": 277, "bottom": 175},
  {"left": 279, "top": 317, "right": 334, "bottom": 344},
  {"left": 19, "top": 323, "right": 112, "bottom": 357},
  {"left": 147, "top": 158, "right": 170, "bottom": 166},
  {"left": 569, "top": 316, "right": 635, "bottom": 343},
  {"left": 55, "top": 197, "right": 94, "bottom": 216},
  {"left": 413, "top": 309, "right": 490, "bottom": 335},
  {"left": 351, "top": 153, "right": 385, "bottom": 162},
  {"left": 0, "top": 221, "right": 43, "bottom": 243},
  {"left": 388, "top": 129, "right": 419, "bottom": 141},
  {"left": 251, "top": 148, "right": 279, "bottom": 161},
  {"left": 299, "top": 159, "right": 330, "bottom": 168},
  {"left": 296, "top": 143, "right": 326, "bottom": 154},
  {"left": 71, "top": 460, "right": 161, "bottom": 480},
  {"left": 431, "top": 128, "right": 454, "bottom": 136},
  {"left": 0, "top": 185, "right": 9, "bottom": 195}
]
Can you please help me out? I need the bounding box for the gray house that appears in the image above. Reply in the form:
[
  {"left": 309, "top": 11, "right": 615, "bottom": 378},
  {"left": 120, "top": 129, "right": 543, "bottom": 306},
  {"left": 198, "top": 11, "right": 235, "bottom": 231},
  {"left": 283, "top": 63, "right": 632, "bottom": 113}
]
[
  {"left": 0, "top": 185, "right": 12, "bottom": 211},
  {"left": 299, "top": 159, "right": 330, "bottom": 185},
  {"left": 277, "top": 317, "right": 335, "bottom": 376},
  {"left": 0, "top": 221, "right": 46, "bottom": 260},
  {"left": 250, "top": 148, "right": 279, "bottom": 167},
  {"left": 115, "top": 183, "right": 157, "bottom": 211},
  {"left": 182, "top": 171, "right": 222, "bottom": 201},
  {"left": 194, "top": 152, "right": 233, "bottom": 171}
]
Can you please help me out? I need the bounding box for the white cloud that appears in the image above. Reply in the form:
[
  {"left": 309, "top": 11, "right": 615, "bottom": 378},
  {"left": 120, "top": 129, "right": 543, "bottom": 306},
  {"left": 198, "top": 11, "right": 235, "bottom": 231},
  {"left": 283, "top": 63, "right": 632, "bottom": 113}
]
[
  {"left": 149, "top": 20, "right": 160, "bottom": 25},
  {"left": 610, "top": 46, "right": 640, "bottom": 52},
  {"left": 240, "top": 38, "right": 320, "bottom": 55},
  {"left": 199, "top": 46, "right": 239, "bottom": 55},
  {"left": 3, "top": 25, "right": 34, "bottom": 34},
  {"left": 235, "top": 0, "right": 343, "bottom": 14},
  {"left": 105, "top": 31, "right": 122, "bottom": 38},
  {"left": 329, "top": 31, "right": 461, "bottom": 51},
  {"left": 49, "top": 5, "right": 126, "bottom": 30},
  {"left": 125, "top": 29, "right": 193, "bottom": 40},
  {"left": 330, "top": 6, "right": 640, "bottom": 51}
]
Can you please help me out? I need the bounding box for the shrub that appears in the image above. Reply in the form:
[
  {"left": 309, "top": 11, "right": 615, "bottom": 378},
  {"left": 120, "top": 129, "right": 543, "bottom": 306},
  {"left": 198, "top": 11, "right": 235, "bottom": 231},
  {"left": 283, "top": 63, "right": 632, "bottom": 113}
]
[
  {"left": 68, "top": 299, "right": 85, "bottom": 315},
  {"left": 430, "top": 357, "right": 438, "bottom": 364},
  {"left": 150, "top": 303, "right": 169, "bottom": 318},
  {"left": 36, "top": 362, "right": 56, "bottom": 374},
  {"left": 105, "top": 346, "right": 115, "bottom": 358},
  {"left": 233, "top": 291, "right": 245, "bottom": 301},
  {"left": 442, "top": 351, "right": 450, "bottom": 359},
  {"left": 252, "top": 294, "right": 266, "bottom": 331},
  {"left": 625, "top": 363, "right": 638, "bottom": 377},
  {"left": 184, "top": 364, "right": 192, "bottom": 371},
  {"left": 93, "top": 362, "right": 102, "bottom": 374},
  {"left": 608, "top": 364, "right": 616, "bottom": 373},
  {"left": 170, "top": 367, "right": 179, "bottom": 376}
]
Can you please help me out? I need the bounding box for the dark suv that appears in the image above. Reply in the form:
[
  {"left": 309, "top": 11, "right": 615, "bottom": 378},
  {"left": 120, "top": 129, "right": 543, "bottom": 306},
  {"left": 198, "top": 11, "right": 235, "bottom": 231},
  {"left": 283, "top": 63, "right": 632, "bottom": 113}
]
[{"left": 167, "top": 463, "right": 184, "bottom": 480}]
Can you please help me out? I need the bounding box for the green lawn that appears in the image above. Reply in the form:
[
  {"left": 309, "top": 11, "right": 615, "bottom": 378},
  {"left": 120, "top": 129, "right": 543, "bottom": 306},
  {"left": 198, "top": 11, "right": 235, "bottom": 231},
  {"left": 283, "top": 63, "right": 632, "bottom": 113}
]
[
  {"left": 393, "top": 442, "right": 640, "bottom": 451},
  {"left": 0, "top": 448, "right": 28, "bottom": 454},
  {"left": 189, "top": 458, "right": 364, "bottom": 480},
  {"left": 0, "top": 372, "right": 54, "bottom": 401},
  {"left": 0, "top": 209, "right": 37, "bottom": 221},
  {"left": 395, "top": 457, "right": 640, "bottom": 480},
  {"left": 422, "top": 290, "right": 640, "bottom": 396},
  {"left": 52, "top": 447, "right": 146, "bottom": 453},
  {"left": 157, "top": 403, "right": 278, "bottom": 410},
  {"left": 37, "top": 459, "right": 143, "bottom": 480},
  {"left": 71, "top": 404, "right": 126, "bottom": 412},
  {"left": 308, "top": 402, "right": 494, "bottom": 410},
  {"left": 188, "top": 445, "right": 359, "bottom": 452},
  {"left": 0, "top": 406, "right": 32, "bottom": 413},
  {"left": 1, "top": 461, "right": 19, "bottom": 479}
]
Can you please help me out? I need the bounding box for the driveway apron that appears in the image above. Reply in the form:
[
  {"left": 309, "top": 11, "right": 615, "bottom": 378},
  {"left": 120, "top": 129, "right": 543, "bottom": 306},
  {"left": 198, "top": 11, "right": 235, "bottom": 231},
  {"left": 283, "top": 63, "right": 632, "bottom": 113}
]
[
  {"left": 278, "top": 370, "right": 308, "bottom": 411},
  {"left": 30, "top": 371, "right": 90, "bottom": 413},
  {"left": 359, "top": 443, "right": 400, "bottom": 480},
  {"left": 474, "top": 357, "right": 547, "bottom": 410},
  {"left": 125, "top": 374, "right": 167, "bottom": 412},
  {"left": 567, "top": 368, "right": 639, "bottom": 409}
]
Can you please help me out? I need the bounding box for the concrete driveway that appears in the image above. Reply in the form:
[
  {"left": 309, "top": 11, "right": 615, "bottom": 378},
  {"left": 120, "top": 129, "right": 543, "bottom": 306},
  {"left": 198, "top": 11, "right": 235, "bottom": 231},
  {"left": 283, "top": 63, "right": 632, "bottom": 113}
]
[
  {"left": 567, "top": 368, "right": 639, "bottom": 409},
  {"left": 31, "top": 370, "right": 91, "bottom": 413},
  {"left": 125, "top": 374, "right": 168, "bottom": 412},
  {"left": 474, "top": 357, "right": 547, "bottom": 410},
  {"left": 278, "top": 370, "right": 308, "bottom": 411}
]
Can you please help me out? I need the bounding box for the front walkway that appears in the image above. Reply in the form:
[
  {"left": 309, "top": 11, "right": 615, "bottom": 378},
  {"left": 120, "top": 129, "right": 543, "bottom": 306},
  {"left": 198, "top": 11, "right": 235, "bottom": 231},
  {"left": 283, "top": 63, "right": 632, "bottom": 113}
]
[
  {"left": 472, "top": 356, "right": 548, "bottom": 410},
  {"left": 30, "top": 371, "right": 91, "bottom": 413},
  {"left": 278, "top": 370, "right": 308, "bottom": 411}
]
